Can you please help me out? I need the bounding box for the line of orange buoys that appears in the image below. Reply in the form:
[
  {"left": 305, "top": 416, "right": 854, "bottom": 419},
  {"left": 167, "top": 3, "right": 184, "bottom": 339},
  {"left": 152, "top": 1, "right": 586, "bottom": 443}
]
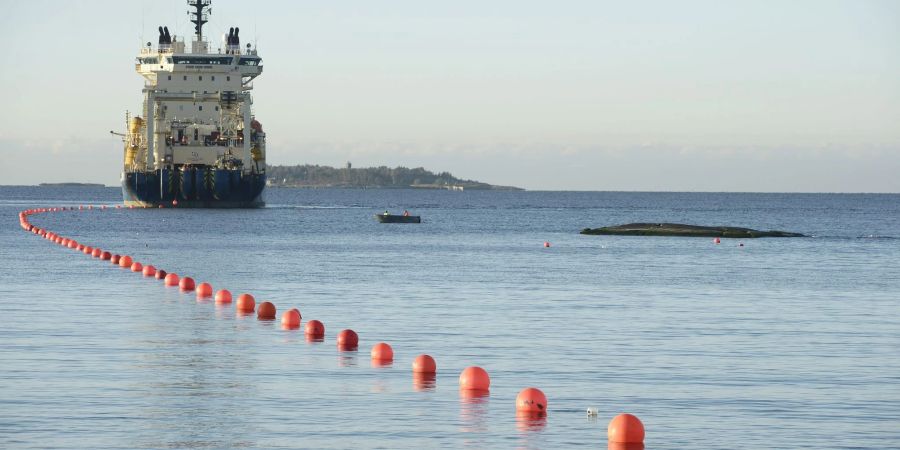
[{"left": 17, "top": 205, "right": 646, "bottom": 446}]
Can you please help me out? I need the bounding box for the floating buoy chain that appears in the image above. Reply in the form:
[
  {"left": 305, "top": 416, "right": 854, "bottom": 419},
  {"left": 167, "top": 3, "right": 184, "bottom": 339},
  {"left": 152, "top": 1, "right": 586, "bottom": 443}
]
[{"left": 17, "top": 206, "right": 646, "bottom": 443}]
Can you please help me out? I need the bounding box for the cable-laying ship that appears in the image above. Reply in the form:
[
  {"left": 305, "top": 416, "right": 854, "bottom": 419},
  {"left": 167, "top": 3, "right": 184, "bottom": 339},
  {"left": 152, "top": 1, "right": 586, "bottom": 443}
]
[{"left": 119, "top": 0, "right": 266, "bottom": 207}]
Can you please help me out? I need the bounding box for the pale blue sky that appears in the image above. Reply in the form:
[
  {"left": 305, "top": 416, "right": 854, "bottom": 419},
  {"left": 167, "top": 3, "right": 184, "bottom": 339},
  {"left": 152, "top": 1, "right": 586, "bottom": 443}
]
[{"left": 1, "top": 0, "right": 898, "bottom": 191}]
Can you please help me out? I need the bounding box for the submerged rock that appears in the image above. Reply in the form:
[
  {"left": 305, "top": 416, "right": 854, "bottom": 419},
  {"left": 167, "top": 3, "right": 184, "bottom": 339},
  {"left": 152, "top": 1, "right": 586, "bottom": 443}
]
[{"left": 580, "top": 223, "right": 806, "bottom": 238}]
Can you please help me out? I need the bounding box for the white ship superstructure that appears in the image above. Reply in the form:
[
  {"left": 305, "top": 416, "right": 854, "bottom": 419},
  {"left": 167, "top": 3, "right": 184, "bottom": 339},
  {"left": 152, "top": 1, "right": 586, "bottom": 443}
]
[{"left": 121, "top": 0, "right": 266, "bottom": 207}]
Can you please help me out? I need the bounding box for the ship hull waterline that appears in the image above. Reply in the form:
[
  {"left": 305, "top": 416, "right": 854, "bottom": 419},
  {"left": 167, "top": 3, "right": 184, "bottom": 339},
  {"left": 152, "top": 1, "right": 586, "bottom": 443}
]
[{"left": 122, "top": 169, "right": 265, "bottom": 208}]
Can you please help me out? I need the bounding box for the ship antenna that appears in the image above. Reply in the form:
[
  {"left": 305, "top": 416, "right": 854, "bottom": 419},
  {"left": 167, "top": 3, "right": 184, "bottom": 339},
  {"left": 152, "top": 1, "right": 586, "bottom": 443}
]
[{"left": 188, "top": 0, "right": 211, "bottom": 41}]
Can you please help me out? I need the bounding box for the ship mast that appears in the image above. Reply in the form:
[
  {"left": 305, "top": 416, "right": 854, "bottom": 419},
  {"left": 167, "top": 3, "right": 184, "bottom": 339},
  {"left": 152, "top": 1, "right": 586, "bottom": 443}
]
[{"left": 188, "top": 0, "right": 210, "bottom": 41}]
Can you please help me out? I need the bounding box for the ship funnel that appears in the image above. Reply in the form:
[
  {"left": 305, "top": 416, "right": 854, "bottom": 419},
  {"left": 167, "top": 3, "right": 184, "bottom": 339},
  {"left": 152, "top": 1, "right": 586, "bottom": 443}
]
[{"left": 226, "top": 27, "right": 240, "bottom": 53}]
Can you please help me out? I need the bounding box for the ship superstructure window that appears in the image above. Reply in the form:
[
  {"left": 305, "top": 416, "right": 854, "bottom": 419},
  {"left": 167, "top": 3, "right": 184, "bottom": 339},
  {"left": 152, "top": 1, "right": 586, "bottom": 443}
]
[
  {"left": 199, "top": 106, "right": 203, "bottom": 111},
  {"left": 211, "top": 76, "right": 215, "bottom": 81},
  {"left": 141, "top": 57, "right": 159, "bottom": 64},
  {"left": 183, "top": 76, "right": 187, "bottom": 81},
  {"left": 239, "top": 57, "right": 261, "bottom": 66},
  {"left": 167, "top": 75, "right": 171, "bottom": 80},
  {"left": 172, "top": 56, "right": 232, "bottom": 65},
  {"left": 199, "top": 76, "right": 203, "bottom": 81},
  {"left": 227, "top": 76, "right": 231, "bottom": 81}
]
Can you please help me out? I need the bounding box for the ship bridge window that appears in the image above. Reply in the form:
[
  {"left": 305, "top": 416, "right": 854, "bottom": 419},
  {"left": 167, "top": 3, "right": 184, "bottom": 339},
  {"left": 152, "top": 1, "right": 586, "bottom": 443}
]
[
  {"left": 239, "top": 57, "right": 261, "bottom": 66},
  {"left": 141, "top": 57, "right": 159, "bottom": 64},
  {"left": 172, "top": 56, "right": 232, "bottom": 65}
]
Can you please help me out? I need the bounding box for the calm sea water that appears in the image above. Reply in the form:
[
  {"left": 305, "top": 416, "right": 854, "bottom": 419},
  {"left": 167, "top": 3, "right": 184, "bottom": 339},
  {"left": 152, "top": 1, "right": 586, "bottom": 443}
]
[{"left": 1, "top": 186, "right": 898, "bottom": 449}]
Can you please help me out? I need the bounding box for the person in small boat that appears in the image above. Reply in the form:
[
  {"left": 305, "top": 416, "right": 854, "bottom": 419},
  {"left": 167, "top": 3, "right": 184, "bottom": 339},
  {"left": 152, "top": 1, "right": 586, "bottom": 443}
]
[{"left": 402, "top": 210, "right": 410, "bottom": 217}]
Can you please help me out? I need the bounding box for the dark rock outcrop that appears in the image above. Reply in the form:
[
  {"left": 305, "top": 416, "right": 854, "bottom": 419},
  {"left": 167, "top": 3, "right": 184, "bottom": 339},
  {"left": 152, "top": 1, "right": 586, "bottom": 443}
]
[{"left": 580, "top": 223, "right": 805, "bottom": 238}]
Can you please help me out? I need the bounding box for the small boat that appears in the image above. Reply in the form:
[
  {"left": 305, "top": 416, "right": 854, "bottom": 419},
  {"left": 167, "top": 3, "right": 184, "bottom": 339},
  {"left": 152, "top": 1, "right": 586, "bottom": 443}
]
[{"left": 375, "top": 214, "right": 421, "bottom": 224}]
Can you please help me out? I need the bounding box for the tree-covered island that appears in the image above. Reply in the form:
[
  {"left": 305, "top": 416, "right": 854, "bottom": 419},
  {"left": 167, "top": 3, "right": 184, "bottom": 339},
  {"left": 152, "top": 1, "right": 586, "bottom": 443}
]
[{"left": 266, "top": 163, "right": 522, "bottom": 190}]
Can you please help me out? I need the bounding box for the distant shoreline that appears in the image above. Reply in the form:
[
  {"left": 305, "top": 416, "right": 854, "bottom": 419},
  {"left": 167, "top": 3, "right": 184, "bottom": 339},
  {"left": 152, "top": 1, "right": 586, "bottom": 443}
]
[
  {"left": 266, "top": 164, "right": 523, "bottom": 191},
  {"left": 269, "top": 183, "right": 523, "bottom": 191},
  {"left": 38, "top": 183, "right": 106, "bottom": 188}
]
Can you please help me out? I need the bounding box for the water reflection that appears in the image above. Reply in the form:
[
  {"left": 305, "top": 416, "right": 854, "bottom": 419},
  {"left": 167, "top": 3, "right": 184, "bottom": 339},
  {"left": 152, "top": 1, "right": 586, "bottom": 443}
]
[
  {"left": 337, "top": 351, "right": 357, "bottom": 367},
  {"left": 213, "top": 305, "right": 233, "bottom": 320},
  {"left": 371, "top": 359, "right": 393, "bottom": 369},
  {"left": 459, "top": 389, "right": 490, "bottom": 433},
  {"left": 607, "top": 442, "right": 644, "bottom": 450},
  {"left": 515, "top": 413, "right": 547, "bottom": 433},
  {"left": 412, "top": 372, "right": 436, "bottom": 392},
  {"left": 371, "top": 378, "right": 388, "bottom": 393},
  {"left": 305, "top": 335, "right": 324, "bottom": 344}
]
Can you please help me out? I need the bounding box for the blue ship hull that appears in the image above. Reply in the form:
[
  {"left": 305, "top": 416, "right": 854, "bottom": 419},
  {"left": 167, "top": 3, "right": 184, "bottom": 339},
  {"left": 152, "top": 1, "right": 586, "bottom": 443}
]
[{"left": 122, "top": 168, "right": 265, "bottom": 208}]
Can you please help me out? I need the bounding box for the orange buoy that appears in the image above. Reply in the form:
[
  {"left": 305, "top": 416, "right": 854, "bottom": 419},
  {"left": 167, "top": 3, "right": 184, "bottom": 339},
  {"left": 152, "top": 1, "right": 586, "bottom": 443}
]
[
  {"left": 515, "top": 387, "right": 548, "bottom": 415},
  {"left": 172, "top": 199, "right": 178, "bottom": 207},
  {"left": 544, "top": 241, "right": 551, "bottom": 248},
  {"left": 164, "top": 273, "right": 179, "bottom": 286},
  {"left": 92, "top": 248, "right": 102, "bottom": 258},
  {"left": 130, "top": 262, "right": 143, "bottom": 272},
  {"left": 68, "top": 241, "right": 79, "bottom": 249},
  {"left": 371, "top": 342, "right": 394, "bottom": 361},
  {"left": 459, "top": 366, "right": 490, "bottom": 391},
  {"left": 336, "top": 329, "right": 359, "bottom": 349},
  {"left": 83, "top": 246, "right": 93, "bottom": 255},
  {"left": 76, "top": 244, "right": 85, "bottom": 251},
  {"left": 110, "top": 254, "right": 121, "bottom": 265},
  {"left": 118, "top": 255, "right": 133, "bottom": 268},
  {"left": 100, "top": 251, "right": 112, "bottom": 261},
  {"left": 196, "top": 282, "right": 213, "bottom": 298},
  {"left": 155, "top": 269, "right": 167, "bottom": 280},
  {"left": 179, "top": 276, "right": 195, "bottom": 291},
  {"left": 236, "top": 293, "right": 255, "bottom": 312},
  {"left": 305, "top": 319, "right": 325, "bottom": 337},
  {"left": 714, "top": 237, "right": 721, "bottom": 244},
  {"left": 142, "top": 265, "right": 156, "bottom": 277},
  {"left": 257, "top": 301, "right": 276, "bottom": 320},
  {"left": 607, "top": 413, "right": 645, "bottom": 444},
  {"left": 281, "top": 309, "right": 301, "bottom": 329},
  {"left": 215, "top": 289, "right": 233, "bottom": 304},
  {"left": 158, "top": 204, "right": 164, "bottom": 208},
  {"left": 412, "top": 354, "right": 437, "bottom": 374}
]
